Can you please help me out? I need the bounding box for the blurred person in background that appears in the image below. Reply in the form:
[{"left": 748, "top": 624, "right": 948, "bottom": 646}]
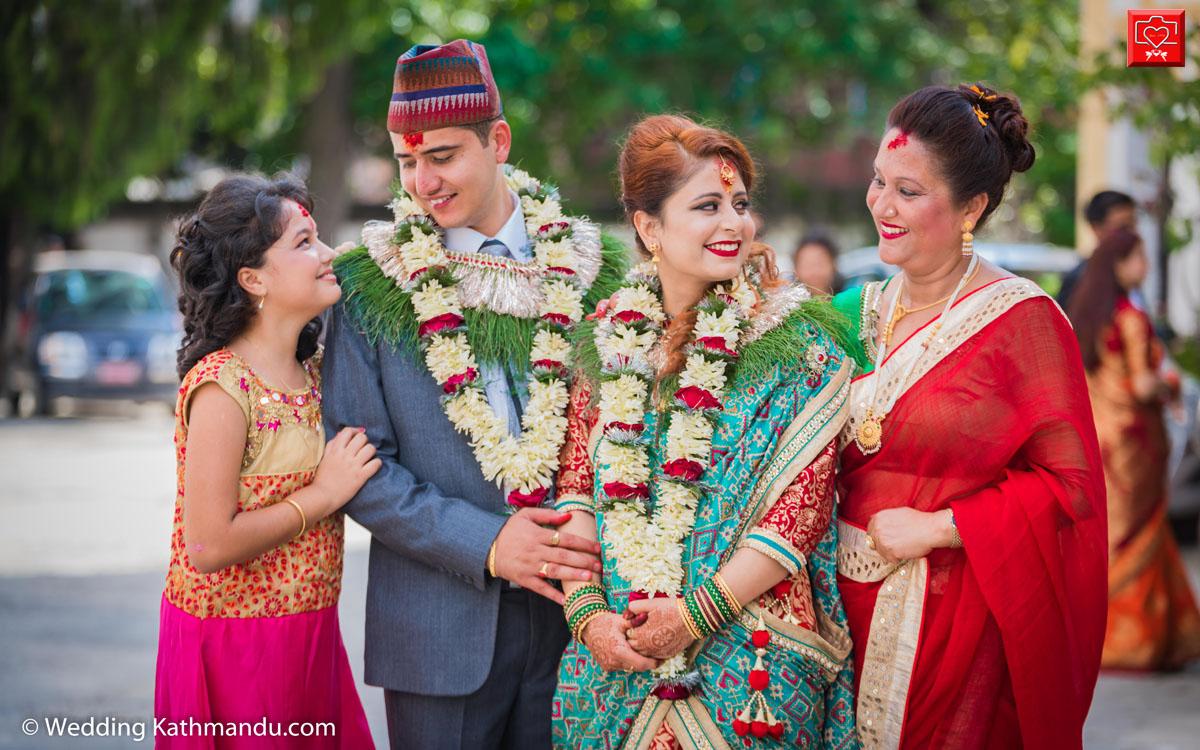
[
  {"left": 1057, "top": 190, "right": 1137, "bottom": 308},
  {"left": 791, "top": 230, "right": 843, "bottom": 296},
  {"left": 1067, "top": 227, "right": 1200, "bottom": 671}
]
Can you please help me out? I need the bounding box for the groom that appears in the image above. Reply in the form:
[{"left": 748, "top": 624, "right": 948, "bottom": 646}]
[{"left": 322, "top": 40, "right": 627, "bottom": 749}]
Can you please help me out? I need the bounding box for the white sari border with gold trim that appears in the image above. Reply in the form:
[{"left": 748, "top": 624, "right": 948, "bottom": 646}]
[
  {"left": 837, "top": 521, "right": 927, "bottom": 750},
  {"left": 843, "top": 276, "right": 1050, "bottom": 450}
]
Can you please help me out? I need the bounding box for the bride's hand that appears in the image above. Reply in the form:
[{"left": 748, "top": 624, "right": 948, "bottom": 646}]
[
  {"left": 626, "top": 597, "right": 694, "bottom": 660},
  {"left": 582, "top": 613, "right": 661, "bottom": 673},
  {"left": 866, "top": 507, "right": 954, "bottom": 564}
]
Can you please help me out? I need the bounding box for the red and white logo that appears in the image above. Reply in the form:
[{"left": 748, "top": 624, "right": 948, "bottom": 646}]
[{"left": 1127, "top": 10, "right": 1186, "bottom": 67}]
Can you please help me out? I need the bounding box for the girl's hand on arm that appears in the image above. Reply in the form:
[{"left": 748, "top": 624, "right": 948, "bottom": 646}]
[
  {"left": 556, "top": 511, "right": 601, "bottom": 599},
  {"left": 309, "top": 426, "right": 382, "bottom": 516},
  {"left": 183, "top": 387, "right": 380, "bottom": 574}
]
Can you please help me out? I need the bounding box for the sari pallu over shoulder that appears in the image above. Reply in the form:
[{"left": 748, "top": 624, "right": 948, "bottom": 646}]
[
  {"left": 836, "top": 277, "right": 1107, "bottom": 750},
  {"left": 554, "top": 312, "right": 860, "bottom": 750}
]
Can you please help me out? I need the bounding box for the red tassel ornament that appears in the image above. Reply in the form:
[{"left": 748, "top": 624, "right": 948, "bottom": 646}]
[
  {"left": 732, "top": 705, "right": 752, "bottom": 737},
  {"left": 751, "top": 705, "right": 770, "bottom": 738}
]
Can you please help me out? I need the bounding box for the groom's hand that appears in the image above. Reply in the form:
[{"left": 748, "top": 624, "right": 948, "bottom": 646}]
[{"left": 492, "top": 508, "right": 602, "bottom": 605}]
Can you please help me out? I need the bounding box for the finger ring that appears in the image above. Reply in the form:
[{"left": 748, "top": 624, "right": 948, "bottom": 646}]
[
  {"left": 866, "top": 535, "right": 876, "bottom": 550},
  {"left": 538, "top": 562, "right": 550, "bottom": 577},
  {"left": 550, "top": 531, "right": 561, "bottom": 547}
]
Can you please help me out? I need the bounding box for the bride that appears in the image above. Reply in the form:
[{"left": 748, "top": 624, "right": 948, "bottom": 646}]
[{"left": 550, "top": 114, "right": 859, "bottom": 750}]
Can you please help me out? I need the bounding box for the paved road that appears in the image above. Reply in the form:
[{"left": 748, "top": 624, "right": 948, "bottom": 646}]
[{"left": 1, "top": 409, "right": 1198, "bottom": 748}]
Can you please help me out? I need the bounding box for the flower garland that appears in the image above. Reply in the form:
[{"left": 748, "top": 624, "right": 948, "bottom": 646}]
[
  {"left": 593, "top": 261, "right": 757, "bottom": 681},
  {"left": 390, "top": 168, "right": 587, "bottom": 510}
]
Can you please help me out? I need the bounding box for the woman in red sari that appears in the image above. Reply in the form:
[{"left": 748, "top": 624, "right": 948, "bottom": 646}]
[
  {"left": 1067, "top": 228, "right": 1200, "bottom": 671},
  {"left": 831, "top": 84, "right": 1107, "bottom": 749}
]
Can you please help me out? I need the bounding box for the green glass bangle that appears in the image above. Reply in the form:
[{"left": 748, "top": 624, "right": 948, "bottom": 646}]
[
  {"left": 567, "top": 601, "right": 608, "bottom": 629},
  {"left": 704, "top": 579, "right": 738, "bottom": 622},
  {"left": 683, "top": 591, "right": 716, "bottom": 638},
  {"left": 694, "top": 588, "right": 725, "bottom": 633}
]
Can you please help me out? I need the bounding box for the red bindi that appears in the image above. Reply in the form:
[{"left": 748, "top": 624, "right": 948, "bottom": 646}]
[
  {"left": 291, "top": 200, "right": 316, "bottom": 234},
  {"left": 716, "top": 156, "right": 736, "bottom": 193},
  {"left": 403, "top": 131, "right": 424, "bottom": 148},
  {"left": 887, "top": 132, "right": 909, "bottom": 150}
]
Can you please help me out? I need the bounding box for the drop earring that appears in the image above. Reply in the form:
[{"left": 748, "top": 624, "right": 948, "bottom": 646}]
[
  {"left": 257, "top": 292, "right": 266, "bottom": 311},
  {"left": 961, "top": 221, "right": 975, "bottom": 257},
  {"left": 648, "top": 241, "right": 660, "bottom": 264}
]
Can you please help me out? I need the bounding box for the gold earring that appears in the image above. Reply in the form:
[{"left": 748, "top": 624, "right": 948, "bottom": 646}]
[
  {"left": 648, "top": 241, "right": 660, "bottom": 264},
  {"left": 257, "top": 292, "right": 266, "bottom": 311},
  {"left": 961, "top": 221, "right": 975, "bottom": 257}
]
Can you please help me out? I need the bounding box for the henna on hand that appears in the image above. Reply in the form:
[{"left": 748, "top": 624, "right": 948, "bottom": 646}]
[
  {"left": 626, "top": 598, "right": 693, "bottom": 660},
  {"left": 583, "top": 613, "right": 659, "bottom": 673}
]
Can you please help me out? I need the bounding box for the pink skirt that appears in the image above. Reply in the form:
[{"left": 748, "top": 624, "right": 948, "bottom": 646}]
[{"left": 154, "top": 595, "right": 374, "bottom": 749}]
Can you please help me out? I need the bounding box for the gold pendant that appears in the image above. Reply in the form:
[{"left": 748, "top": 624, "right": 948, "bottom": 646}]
[{"left": 855, "top": 411, "right": 883, "bottom": 454}]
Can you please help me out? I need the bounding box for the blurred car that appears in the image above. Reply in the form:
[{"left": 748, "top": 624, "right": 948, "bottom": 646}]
[
  {"left": 839, "top": 241, "right": 1080, "bottom": 295},
  {"left": 7, "top": 250, "right": 182, "bottom": 415}
]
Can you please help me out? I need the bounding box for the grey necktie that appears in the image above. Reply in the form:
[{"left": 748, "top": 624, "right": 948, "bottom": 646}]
[{"left": 479, "top": 239, "right": 525, "bottom": 430}]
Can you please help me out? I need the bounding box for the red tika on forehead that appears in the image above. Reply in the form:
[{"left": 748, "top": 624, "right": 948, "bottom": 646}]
[
  {"left": 887, "top": 132, "right": 909, "bottom": 150},
  {"left": 717, "top": 156, "right": 736, "bottom": 193},
  {"left": 402, "top": 131, "right": 424, "bottom": 148}
]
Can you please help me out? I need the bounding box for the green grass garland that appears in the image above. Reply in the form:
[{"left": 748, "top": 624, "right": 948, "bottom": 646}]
[{"left": 332, "top": 228, "right": 632, "bottom": 368}]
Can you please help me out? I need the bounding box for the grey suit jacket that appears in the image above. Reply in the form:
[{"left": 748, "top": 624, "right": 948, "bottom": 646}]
[{"left": 322, "top": 301, "right": 546, "bottom": 696}]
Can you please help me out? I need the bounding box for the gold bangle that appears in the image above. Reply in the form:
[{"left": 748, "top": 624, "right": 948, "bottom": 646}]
[
  {"left": 712, "top": 572, "right": 742, "bottom": 615},
  {"left": 676, "top": 596, "right": 704, "bottom": 640},
  {"left": 573, "top": 608, "right": 606, "bottom": 642},
  {"left": 486, "top": 540, "right": 498, "bottom": 578},
  {"left": 285, "top": 499, "right": 307, "bottom": 538},
  {"left": 948, "top": 509, "right": 963, "bottom": 549}
]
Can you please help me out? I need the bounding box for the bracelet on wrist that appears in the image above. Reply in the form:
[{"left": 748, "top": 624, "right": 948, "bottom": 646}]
[
  {"left": 564, "top": 584, "right": 610, "bottom": 641},
  {"left": 486, "top": 540, "right": 498, "bottom": 577},
  {"left": 947, "top": 509, "right": 963, "bottom": 549},
  {"left": 680, "top": 575, "right": 742, "bottom": 640}
]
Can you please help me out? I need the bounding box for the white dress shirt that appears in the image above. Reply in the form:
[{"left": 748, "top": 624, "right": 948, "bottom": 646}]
[{"left": 442, "top": 191, "right": 529, "bottom": 436}]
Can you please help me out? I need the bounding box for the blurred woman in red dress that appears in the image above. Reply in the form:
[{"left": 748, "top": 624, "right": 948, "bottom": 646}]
[{"left": 1068, "top": 227, "right": 1200, "bottom": 671}]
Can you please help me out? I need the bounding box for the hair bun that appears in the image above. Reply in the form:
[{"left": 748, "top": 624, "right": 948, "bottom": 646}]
[
  {"left": 961, "top": 83, "right": 1036, "bottom": 174},
  {"left": 992, "top": 98, "right": 1035, "bottom": 173}
]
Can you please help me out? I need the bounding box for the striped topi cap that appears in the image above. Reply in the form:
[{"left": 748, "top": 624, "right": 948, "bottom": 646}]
[{"left": 387, "top": 39, "right": 503, "bottom": 136}]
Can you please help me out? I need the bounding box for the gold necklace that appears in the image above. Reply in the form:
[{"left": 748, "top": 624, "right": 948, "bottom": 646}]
[
  {"left": 881, "top": 264, "right": 980, "bottom": 346},
  {"left": 854, "top": 255, "right": 980, "bottom": 454}
]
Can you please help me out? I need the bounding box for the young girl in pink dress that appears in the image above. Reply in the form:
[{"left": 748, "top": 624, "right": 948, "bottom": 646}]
[{"left": 154, "top": 174, "right": 379, "bottom": 748}]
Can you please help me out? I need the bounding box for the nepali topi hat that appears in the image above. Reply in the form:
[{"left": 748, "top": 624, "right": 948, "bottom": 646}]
[{"left": 387, "top": 39, "right": 503, "bottom": 138}]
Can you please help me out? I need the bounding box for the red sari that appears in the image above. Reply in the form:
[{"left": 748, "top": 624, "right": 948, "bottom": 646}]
[
  {"left": 1090, "top": 297, "right": 1200, "bottom": 669},
  {"left": 836, "top": 278, "right": 1107, "bottom": 749}
]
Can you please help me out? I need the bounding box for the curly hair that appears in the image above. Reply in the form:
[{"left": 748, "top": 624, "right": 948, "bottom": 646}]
[{"left": 170, "top": 173, "right": 321, "bottom": 378}]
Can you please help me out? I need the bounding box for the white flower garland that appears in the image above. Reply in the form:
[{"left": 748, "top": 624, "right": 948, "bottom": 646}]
[
  {"left": 390, "top": 169, "right": 588, "bottom": 510},
  {"left": 594, "top": 261, "right": 756, "bottom": 680}
]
